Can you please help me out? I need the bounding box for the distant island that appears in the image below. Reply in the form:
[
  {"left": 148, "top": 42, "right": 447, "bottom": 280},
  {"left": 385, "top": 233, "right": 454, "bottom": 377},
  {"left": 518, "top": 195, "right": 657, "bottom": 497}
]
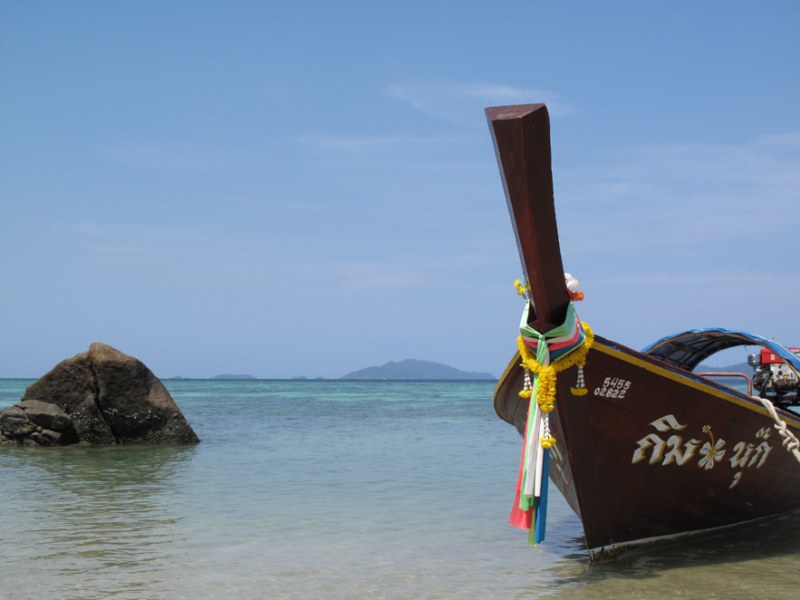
[
  {"left": 212, "top": 374, "right": 257, "bottom": 380},
  {"left": 695, "top": 362, "right": 750, "bottom": 374},
  {"left": 341, "top": 359, "right": 496, "bottom": 381}
]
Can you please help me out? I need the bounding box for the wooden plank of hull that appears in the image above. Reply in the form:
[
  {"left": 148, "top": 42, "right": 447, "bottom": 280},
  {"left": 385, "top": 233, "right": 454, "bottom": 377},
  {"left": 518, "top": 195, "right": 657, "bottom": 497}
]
[{"left": 495, "top": 335, "right": 800, "bottom": 559}]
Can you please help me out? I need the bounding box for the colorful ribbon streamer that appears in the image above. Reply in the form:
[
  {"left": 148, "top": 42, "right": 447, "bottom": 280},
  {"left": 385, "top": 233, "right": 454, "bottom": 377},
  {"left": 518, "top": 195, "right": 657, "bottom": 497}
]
[{"left": 509, "top": 301, "right": 591, "bottom": 545}]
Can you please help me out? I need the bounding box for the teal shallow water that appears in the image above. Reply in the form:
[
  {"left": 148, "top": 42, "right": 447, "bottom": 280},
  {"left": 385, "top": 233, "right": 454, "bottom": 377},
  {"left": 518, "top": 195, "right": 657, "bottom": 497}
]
[{"left": 3, "top": 379, "right": 800, "bottom": 599}]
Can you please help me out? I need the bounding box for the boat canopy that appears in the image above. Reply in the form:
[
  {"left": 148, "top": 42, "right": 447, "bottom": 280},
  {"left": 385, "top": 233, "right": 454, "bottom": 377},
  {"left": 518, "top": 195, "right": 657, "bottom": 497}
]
[{"left": 643, "top": 328, "right": 800, "bottom": 372}]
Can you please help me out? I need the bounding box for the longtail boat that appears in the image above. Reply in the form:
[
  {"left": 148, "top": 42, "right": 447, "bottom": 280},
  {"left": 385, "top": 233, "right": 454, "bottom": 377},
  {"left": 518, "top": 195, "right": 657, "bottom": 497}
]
[{"left": 487, "top": 104, "right": 800, "bottom": 561}]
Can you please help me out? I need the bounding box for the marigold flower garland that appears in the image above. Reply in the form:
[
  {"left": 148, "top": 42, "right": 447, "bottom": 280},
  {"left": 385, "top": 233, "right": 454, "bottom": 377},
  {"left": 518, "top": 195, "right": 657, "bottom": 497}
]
[{"left": 516, "top": 320, "right": 595, "bottom": 428}]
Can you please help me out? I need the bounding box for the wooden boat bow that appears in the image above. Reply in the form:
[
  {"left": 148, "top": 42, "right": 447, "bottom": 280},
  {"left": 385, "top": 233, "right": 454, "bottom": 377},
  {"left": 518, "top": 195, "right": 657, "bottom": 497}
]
[{"left": 485, "top": 104, "right": 569, "bottom": 333}]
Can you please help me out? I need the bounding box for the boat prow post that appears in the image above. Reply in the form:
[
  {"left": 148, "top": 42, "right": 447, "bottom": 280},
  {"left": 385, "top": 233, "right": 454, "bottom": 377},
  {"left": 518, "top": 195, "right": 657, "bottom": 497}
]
[{"left": 485, "top": 104, "right": 570, "bottom": 333}]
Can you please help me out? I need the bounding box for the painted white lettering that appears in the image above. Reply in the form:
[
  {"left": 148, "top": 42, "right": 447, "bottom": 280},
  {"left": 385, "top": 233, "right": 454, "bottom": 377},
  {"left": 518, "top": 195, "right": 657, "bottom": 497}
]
[
  {"left": 748, "top": 441, "right": 772, "bottom": 468},
  {"left": 730, "top": 442, "right": 755, "bottom": 469},
  {"left": 650, "top": 415, "right": 687, "bottom": 432},
  {"left": 632, "top": 433, "right": 667, "bottom": 465},
  {"left": 662, "top": 436, "right": 701, "bottom": 466}
]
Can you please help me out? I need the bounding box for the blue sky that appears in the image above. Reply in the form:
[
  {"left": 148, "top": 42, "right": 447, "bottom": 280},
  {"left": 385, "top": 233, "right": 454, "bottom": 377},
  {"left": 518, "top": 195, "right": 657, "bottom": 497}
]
[{"left": 1, "top": 1, "right": 798, "bottom": 378}]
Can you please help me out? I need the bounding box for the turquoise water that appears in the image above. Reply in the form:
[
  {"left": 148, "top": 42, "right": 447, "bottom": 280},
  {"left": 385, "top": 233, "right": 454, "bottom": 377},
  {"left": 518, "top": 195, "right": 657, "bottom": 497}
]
[{"left": 3, "top": 379, "right": 800, "bottom": 599}]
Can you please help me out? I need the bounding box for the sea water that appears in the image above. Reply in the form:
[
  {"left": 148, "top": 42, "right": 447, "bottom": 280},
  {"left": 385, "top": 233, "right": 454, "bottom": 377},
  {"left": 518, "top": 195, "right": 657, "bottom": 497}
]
[{"left": 2, "top": 379, "right": 800, "bottom": 599}]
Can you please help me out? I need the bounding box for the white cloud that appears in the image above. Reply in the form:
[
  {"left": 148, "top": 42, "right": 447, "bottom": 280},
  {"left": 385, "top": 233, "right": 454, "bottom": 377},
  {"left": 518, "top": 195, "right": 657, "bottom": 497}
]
[
  {"left": 386, "top": 81, "right": 574, "bottom": 127},
  {"left": 99, "top": 143, "right": 246, "bottom": 171},
  {"left": 63, "top": 222, "right": 202, "bottom": 240},
  {"left": 544, "top": 131, "right": 800, "bottom": 348},
  {"left": 54, "top": 221, "right": 292, "bottom": 290},
  {"left": 756, "top": 132, "right": 800, "bottom": 148},
  {"left": 556, "top": 130, "right": 800, "bottom": 257},
  {"left": 290, "top": 131, "right": 488, "bottom": 184},
  {"left": 328, "top": 263, "right": 430, "bottom": 293},
  {"left": 60, "top": 222, "right": 214, "bottom": 275},
  {"left": 292, "top": 132, "right": 473, "bottom": 151},
  {"left": 595, "top": 269, "right": 800, "bottom": 290}
]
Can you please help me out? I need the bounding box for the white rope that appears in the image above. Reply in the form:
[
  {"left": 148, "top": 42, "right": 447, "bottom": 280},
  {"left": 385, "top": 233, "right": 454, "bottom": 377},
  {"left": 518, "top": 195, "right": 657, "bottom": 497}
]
[{"left": 755, "top": 396, "right": 800, "bottom": 463}]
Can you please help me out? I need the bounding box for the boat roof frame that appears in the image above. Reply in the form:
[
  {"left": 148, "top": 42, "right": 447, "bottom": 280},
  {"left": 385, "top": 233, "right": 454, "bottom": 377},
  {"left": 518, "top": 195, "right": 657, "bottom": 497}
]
[{"left": 643, "top": 327, "right": 800, "bottom": 372}]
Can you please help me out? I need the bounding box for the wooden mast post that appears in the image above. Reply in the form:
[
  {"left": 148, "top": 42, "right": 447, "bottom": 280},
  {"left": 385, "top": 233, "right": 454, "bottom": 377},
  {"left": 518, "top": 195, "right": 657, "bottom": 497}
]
[{"left": 486, "top": 104, "right": 569, "bottom": 333}]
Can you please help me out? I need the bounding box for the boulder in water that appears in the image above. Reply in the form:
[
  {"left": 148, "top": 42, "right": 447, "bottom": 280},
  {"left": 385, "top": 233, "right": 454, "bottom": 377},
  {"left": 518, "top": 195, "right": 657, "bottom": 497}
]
[{"left": 0, "top": 343, "right": 200, "bottom": 446}]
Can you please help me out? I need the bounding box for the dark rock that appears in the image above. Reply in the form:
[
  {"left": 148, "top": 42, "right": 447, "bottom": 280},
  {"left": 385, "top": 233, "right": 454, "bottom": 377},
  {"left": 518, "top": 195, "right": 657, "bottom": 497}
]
[
  {"left": 1, "top": 411, "right": 36, "bottom": 439},
  {"left": 30, "top": 429, "right": 63, "bottom": 446},
  {"left": 0, "top": 343, "right": 199, "bottom": 447},
  {"left": 17, "top": 400, "right": 73, "bottom": 432},
  {"left": 20, "top": 351, "right": 115, "bottom": 444}
]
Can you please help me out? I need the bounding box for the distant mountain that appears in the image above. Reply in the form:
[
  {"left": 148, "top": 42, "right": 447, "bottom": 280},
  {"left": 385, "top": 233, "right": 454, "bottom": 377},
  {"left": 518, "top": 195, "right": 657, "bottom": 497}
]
[
  {"left": 341, "top": 359, "right": 496, "bottom": 381},
  {"left": 695, "top": 362, "right": 751, "bottom": 374},
  {"left": 212, "top": 373, "right": 257, "bottom": 380}
]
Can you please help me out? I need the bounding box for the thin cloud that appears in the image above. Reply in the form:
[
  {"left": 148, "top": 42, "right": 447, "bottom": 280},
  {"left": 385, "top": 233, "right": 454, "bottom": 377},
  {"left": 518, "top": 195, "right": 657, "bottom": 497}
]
[
  {"left": 329, "top": 263, "right": 430, "bottom": 292},
  {"left": 55, "top": 221, "right": 287, "bottom": 288},
  {"left": 757, "top": 132, "right": 800, "bottom": 148},
  {"left": 595, "top": 270, "right": 800, "bottom": 289},
  {"left": 546, "top": 129, "right": 800, "bottom": 351},
  {"left": 99, "top": 143, "right": 246, "bottom": 171},
  {"left": 63, "top": 222, "right": 203, "bottom": 240},
  {"left": 293, "top": 133, "right": 474, "bottom": 151},
  {"left": 557, "top": 130, "right": 800, "bottom": 255},
  {"left": 291, "top": 131, "right": 485, "bottom": 178},
  {"left": 386, "top": 81, "right": 574, "bottom": 126},
  {"left": 59, "top": 222, "right": 217, "bottom": 274}
]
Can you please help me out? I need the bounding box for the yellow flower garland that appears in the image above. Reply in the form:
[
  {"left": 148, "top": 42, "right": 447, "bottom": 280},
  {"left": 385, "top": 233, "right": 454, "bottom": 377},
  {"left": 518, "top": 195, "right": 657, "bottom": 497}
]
[
  {"left": 514, "top": 279, "right": 530, "bottom": 297},
  {"left": 516, "top": 321, "right": 595, "bottom": 415}
]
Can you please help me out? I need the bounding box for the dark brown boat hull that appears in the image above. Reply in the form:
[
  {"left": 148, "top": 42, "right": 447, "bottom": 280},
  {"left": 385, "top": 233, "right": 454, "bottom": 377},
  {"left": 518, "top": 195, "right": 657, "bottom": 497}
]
[{"left": 495, "top": 335, "right": 800, "bottom": 560}]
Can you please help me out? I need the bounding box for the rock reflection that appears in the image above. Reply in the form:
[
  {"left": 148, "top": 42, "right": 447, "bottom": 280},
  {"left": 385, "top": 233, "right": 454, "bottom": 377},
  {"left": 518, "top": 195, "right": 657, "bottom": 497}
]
[{"left": 0, "top": 445, "right": 196, "bottom": 598}]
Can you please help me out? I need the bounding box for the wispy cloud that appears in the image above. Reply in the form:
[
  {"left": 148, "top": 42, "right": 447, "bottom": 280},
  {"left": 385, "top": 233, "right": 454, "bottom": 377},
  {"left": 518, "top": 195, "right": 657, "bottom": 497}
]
[
  {"left": 556, "top": 130, "right": 800, "bottom": 258},
  {"left": 60, "top": 222, "right": 217, "bottom": 277},
  {"left": 99, "top": 143, "right": 247, "bottom": 171},
  {"left": 328, "top": 263, "right": 430, "bottom": 292},
  {"left": 293, "top": 133, "right": 473, "bottom": 151},
  {"left": 386, "top": 81, "right": 574, "bottom": 127},
  {"left": 55, "top": 221, "right": 292, "bottom": 289},
  {"left": 595, "top": 269, "right": 800, "bottom": 290},
  {"left": 63, "top": 222, "right": 203, "bottom": 240},
  {"left": 547, "top": 129, "right": 800, "bottom": 348},
  {"left": 291, "top": 131, "right": 487, "bottom": 182},
  {"left": 756, "top": 132, "right": 800, "bottom": 148}
]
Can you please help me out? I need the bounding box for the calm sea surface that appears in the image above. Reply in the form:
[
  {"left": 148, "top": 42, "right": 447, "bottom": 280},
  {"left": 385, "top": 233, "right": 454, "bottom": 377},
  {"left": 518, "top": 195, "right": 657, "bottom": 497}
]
[{"left": 3, "top": 379, "right": 800, "bottom": 599}]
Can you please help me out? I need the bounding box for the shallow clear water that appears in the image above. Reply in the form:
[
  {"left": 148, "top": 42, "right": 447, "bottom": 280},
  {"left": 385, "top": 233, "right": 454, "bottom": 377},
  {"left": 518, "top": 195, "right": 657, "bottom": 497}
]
[{"left": 3, "top": 379, "right": 800, "bottom": 599}]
